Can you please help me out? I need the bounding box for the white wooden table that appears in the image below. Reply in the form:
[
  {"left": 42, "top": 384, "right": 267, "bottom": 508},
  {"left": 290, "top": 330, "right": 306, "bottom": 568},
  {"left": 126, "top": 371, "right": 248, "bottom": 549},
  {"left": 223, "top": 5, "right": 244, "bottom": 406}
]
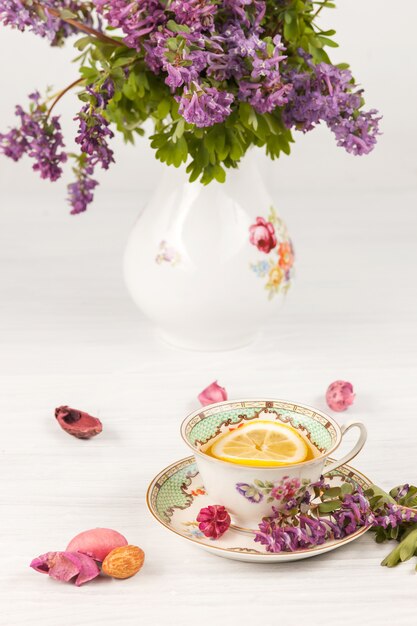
[{"left": 1, "top": 188, "right": 416, "bottom": 626}]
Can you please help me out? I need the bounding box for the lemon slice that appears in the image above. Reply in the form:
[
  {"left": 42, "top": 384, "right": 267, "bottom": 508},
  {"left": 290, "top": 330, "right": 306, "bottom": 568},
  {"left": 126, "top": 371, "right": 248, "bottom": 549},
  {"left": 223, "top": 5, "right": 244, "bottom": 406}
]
[{"left": 209, "top": 421, "right": 308, "bottom": 467}]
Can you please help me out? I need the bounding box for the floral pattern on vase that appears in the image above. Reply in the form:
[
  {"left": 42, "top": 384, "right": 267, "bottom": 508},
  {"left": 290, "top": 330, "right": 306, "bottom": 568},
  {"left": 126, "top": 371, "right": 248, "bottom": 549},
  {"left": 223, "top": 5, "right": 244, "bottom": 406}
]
[
  {"left": 236, "top": 476, "right": 310, "bottom": 507},
  {"left": 155, "top": 240, "right": 181, "bottom": 266},
  {"left": 249, "top": 207, "right": 294, "bottom": 299}
]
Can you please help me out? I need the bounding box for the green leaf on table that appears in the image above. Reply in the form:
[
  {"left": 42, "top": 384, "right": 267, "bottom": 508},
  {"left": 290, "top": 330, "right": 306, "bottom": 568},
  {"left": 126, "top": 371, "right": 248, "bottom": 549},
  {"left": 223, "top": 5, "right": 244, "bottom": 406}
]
[{"left": 381, "top": 527, "right": 417, "bottom": 567}]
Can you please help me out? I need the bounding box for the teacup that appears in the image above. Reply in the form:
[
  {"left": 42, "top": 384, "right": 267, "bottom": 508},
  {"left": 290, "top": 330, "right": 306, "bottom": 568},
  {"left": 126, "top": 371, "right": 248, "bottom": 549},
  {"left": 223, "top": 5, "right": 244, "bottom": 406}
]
[{"left": 181, "top": 399, "right": 367, "bottom": 528}]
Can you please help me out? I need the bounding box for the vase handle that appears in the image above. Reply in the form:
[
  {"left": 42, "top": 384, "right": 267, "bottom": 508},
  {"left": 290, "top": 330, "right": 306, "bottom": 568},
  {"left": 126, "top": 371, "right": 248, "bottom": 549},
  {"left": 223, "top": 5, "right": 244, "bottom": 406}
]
[{"left": 324, "top": 420, "right": 367, "bottom": 474}]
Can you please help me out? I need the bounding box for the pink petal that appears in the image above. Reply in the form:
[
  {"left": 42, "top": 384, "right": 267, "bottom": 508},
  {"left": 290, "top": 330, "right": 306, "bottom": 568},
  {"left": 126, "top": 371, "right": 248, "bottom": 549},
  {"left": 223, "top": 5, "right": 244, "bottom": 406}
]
[
  {"left": 30, "top": 551, "right": 99, "bottom": 586},
  {"left": 198, "top": 381, "right": 228, "bottom": 407},
  {"left": 326, "top": 380, "right": 355, "bottom": 412},
  {"left": 66, "top": 528, "right": 128, "bottom": 562}
]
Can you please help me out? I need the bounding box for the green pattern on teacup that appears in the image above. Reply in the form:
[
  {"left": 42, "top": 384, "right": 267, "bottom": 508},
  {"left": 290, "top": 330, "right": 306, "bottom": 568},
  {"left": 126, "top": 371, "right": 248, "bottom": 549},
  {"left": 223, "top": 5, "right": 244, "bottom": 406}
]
[
  {"left": 277, "top": 410, "right": 333, "bottom": 451},
  {"left": 154, "top": 460, "right": 198, "bottom": 523},
  {"left": 188, "top": 408, "right": 259, "bottom": 445},
  {"left": 185, "top": 402, "right": 334, "bottom": 452}
]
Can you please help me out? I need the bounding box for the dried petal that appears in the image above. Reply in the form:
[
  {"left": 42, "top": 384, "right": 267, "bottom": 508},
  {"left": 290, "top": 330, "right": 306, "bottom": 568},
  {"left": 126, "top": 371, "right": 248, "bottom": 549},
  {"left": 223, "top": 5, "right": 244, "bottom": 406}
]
[
  {"left": 325, "top": 381, "right": 355, "bottom": 412},
  {"left": 55, "top": 405, "right": 103, "bottom": 439},
  {"left": 30, "top": 551, "right": 99, "bottom": 586},
  {"left": 66, "top": 528, "right": 128, "bottom": 562},
  {"left": 197, "top": 505, "right": 231, "bottom": 539},
  {"left": 198, "top": 381, "right": 228, "bottom": 407}
]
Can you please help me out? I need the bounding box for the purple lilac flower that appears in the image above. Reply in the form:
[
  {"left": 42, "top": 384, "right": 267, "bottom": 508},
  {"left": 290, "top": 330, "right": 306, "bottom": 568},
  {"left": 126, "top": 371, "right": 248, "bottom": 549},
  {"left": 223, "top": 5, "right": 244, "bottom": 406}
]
[
  {"left": 149, "top": 29, "right": 209, "bottom": 91},
  {"left": 67, "top": 160, "right": 98, "bottom": 214},
  {"left": 0, "top": 0, "right": 92, "bottom": 46},
  {"left": 95, "top": 0, "right": 166, "bottom": 51},
  {"left": 283, "top": 57, "right": 381, "bottom": 155},
  {"left": 177, "top": 84, "right": 234, "bottom": 127},
  {"left": 68, "top": 80, "right": 115, "bottom": 213},
  {"left": 170, "top": 0, "right": 217, "bottom": 29},
  {"left": 332, "top": 489, "right": 375, "bottom": 535},
  {"left": 75, "top": 110, "right": 114, "bottom": 169},
  {"left": 393, "top": 484, "right": 411, "bottom": 500},
  {"left": 254, "top": 512, "right": 342, "bottom": 553},
  {"left": 331, "top": 109, "right": 380, "bottom": 156},
  {"left": 0, "top": 92, "right": 67, "bottom": 181},
  {"left": 74, "top": 81, "right": 115, "bottom": 170},
  {"left": 0, "top": 127, "right": 27, "bottom": 161},
  {"left": 240, "top": 80, "right": 292, "bottom": 114},
  {"left": 373, "top": 502, "right": 417, "bottom": 530},
  {"left": 254, "top": 485, "right": 373, "bottom": 554}
]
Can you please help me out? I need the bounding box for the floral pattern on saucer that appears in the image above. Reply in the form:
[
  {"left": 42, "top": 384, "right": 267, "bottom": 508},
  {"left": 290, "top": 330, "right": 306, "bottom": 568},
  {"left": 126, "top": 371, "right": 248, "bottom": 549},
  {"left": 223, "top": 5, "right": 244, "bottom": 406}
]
[{"left": 146, "top": 456, "right": 372, "bottom": 563}]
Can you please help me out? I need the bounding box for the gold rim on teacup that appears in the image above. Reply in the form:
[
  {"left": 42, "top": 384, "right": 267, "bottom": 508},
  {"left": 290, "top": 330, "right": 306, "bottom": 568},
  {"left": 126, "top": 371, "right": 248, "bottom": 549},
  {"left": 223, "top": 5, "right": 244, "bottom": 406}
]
[{"left": 180, "top": 398, "right": 367, "bottom": 471}]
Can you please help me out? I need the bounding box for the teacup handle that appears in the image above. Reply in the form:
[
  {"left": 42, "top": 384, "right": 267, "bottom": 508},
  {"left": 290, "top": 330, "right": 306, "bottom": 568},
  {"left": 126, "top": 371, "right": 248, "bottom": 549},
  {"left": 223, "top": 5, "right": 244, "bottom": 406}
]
[{"left": 324, "top": 420, "right": 367, "bottom": 474}]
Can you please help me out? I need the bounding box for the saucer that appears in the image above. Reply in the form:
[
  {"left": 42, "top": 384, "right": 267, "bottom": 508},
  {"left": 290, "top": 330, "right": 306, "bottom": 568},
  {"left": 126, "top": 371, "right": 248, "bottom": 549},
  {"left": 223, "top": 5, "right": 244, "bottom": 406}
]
[{"left": 146, "top": 456, "right": 372, "bottom": 563}]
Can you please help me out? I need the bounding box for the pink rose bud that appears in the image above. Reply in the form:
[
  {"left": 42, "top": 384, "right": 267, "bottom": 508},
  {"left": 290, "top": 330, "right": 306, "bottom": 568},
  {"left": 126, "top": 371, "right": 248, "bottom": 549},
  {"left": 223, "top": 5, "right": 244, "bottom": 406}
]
[
  {"left": 326, "top": 380, "right": 355, "bottom": 412},
  {"left": 30, "top": 551, "right": 99, "bottom": 586},
  {"left": 66, "top": 528, "right": 128, "bottom": 562},
  {"left": 249, "top": 217, "right": 277, "bottom": 253},
  {"left": 198, "top": 381, "right": 228, "bottom": 406},
  {"left": 55, "top": 405, "right": 103, "bottom": 439},
  {"left": 197, "top": 505, "right": 231, "bottom": 539}
]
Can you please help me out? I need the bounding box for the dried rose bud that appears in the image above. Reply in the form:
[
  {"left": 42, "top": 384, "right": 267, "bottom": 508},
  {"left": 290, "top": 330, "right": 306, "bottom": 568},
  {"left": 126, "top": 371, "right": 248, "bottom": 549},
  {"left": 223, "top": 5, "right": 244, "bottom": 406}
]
[
  {"left": 66, "top": 528, "right": 128, "bottom": 562},
  {"left": 198, "top": 381, "right": 228, "bottom": 407},
  {"left": 30, "top": 551, "right": 99, "bottom": 586},
  {"left": 55, "top": 405, "right": 102, "bottom": 439},
  {"left": 326, "top": 380, "right": 355, "bottom": 412},
  {"left": 197, "top": 505, "right": 231, "bottom": 539}
]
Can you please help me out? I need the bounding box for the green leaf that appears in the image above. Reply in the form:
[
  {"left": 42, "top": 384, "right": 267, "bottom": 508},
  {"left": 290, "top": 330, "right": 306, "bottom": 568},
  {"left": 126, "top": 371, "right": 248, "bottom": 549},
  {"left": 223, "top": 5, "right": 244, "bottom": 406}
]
[
  {"left": 156, "top": 99, "right": 172, "bottom": 120},
  {"left": 59, "top": 8, "right": 77, "bottom": 18},
  {"left": 318, "top": 500, "right": 342, "bottom": 514},
  {"left": 112, "top": 55, "right": 137, "bottom": 68},
  {"left": 322, "top": 486, "right": 342, "bottom": 499},
  {"left": 166, "top": 19, "right": 191, "bottom": 33},
  {"left": 284, "top": 18, "right": 300, "bottom": 41},
  {"left": 318, "top": 36, "right": 339, "bottom": 48},
  {"left": 381, "top": 527, "right": 417, "bottom": 567},
  {"left": 74, "top": 36, "right": 94, "bottom": 51},
  {"left": 123, "top": 72, "right": 137, "bottom": 100},
  {"left": 340, "top": 482, "right": 354, "bottom": 495},
  {"left": 213, "top": 164, "right": 226, "bottom": 183}
]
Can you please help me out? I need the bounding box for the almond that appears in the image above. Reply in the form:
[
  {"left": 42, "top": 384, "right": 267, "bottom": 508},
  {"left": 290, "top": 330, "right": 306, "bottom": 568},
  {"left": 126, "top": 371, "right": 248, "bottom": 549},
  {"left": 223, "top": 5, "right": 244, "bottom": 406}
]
[{"left": 102, "top": 545, "right": 145, "bottom": 579}]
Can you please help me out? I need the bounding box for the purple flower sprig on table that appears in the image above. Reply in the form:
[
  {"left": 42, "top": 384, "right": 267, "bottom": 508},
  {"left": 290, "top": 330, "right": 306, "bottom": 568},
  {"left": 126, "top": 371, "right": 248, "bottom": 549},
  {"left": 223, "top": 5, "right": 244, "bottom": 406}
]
[
  {"left": 0, "top": 91, "right": 67, "bottom": 181},
  {"left": 254, "top": 480, "right": 375, "bottom": 554},
  {"left": 253, "top": 479, "right": 417, "bottom": 570},
  {"left": 365, "top": 483, "right": 417, "bottom": 568}
]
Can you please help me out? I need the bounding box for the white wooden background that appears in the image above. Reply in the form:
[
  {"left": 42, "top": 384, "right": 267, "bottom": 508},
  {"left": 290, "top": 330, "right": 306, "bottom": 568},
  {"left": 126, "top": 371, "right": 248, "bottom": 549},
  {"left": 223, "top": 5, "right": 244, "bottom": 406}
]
[{"left": 0, "top": 186, "right": 416, "bottom": 625}]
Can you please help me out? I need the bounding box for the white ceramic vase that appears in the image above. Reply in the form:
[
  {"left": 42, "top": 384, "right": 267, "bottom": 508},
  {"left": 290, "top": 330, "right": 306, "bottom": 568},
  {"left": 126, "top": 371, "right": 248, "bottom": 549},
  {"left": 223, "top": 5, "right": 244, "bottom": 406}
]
[{"left": 124, "top": 152, "right": 295, "bottom": 350}]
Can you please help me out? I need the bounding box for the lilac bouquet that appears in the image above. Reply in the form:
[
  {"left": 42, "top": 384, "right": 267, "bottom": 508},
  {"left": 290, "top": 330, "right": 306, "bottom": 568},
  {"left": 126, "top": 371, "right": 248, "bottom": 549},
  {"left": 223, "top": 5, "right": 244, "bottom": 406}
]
[{"left": 0, "top": 0, "right": 380, "bottom": 213}]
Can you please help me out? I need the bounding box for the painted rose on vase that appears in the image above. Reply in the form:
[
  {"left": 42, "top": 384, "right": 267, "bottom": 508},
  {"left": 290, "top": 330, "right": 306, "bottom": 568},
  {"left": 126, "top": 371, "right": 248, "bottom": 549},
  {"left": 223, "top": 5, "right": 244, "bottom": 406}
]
[{"left": 249, "top": 207, "right": 294, "bottom": 298}]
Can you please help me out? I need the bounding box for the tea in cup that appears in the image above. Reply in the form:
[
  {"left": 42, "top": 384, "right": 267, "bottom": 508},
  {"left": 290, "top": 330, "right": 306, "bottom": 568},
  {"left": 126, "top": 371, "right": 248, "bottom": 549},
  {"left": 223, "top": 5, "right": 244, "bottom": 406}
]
[{"left": 181, "top": 399, "right": 367, "bottom": 528}]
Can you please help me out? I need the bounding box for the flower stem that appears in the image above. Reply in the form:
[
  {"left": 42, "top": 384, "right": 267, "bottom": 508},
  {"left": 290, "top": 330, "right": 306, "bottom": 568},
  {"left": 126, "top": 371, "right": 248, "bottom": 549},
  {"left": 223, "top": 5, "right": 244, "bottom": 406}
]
[
  {"left": 47, "top": 77, "right": 85, "bottom": 119},
  {"left": 35, "top": 4, "right": 123, "bottom": 46},
  {"left": 312, "top": 0, "right": 331, "bottom": 20}
]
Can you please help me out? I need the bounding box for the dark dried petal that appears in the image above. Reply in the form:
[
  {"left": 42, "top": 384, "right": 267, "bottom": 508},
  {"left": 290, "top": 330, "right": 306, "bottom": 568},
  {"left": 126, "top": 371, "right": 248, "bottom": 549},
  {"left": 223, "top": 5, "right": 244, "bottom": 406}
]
[{"left": 55, "top": 405, "right": 102, "bottom": 439}]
